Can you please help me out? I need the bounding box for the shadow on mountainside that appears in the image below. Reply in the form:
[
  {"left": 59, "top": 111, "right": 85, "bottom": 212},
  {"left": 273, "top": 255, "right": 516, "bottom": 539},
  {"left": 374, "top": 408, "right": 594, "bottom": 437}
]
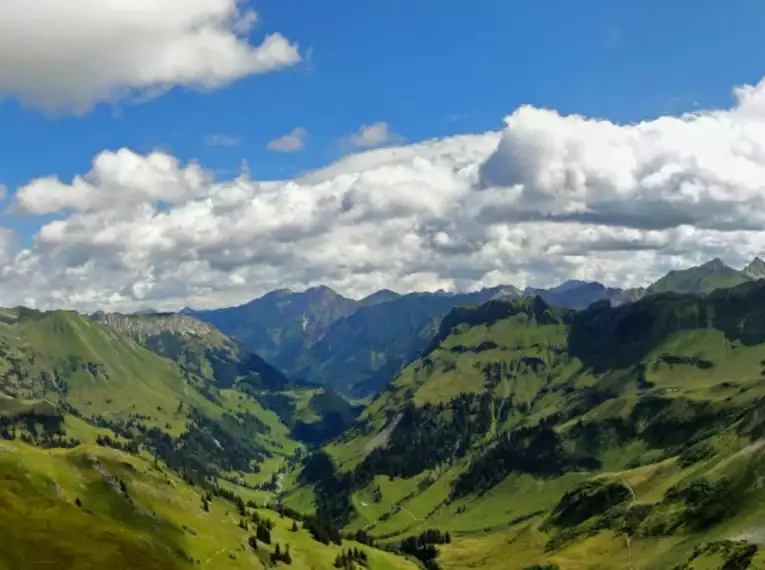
[{"left": 567, "top": 280, "right": 765, "bottom": 372}]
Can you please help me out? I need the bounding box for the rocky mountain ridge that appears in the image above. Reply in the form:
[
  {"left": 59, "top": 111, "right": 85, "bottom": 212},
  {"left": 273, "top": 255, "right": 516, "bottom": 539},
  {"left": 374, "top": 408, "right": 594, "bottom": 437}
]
[{"left": 186, "top": 257, "right": 765, "bottom": 396}]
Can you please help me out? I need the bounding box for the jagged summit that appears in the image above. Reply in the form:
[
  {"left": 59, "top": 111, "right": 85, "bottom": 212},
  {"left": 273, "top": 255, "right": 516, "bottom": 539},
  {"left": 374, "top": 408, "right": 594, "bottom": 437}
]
[
  {"left": 359, "top": 289, "right": 400, "bottom": 307},
  {"left": 91, "top": 310, "right": 217, "bottom": 339},
  {"left": 131, "top": 307, "right": 159, "bottom": 316},
  {"left": 700, "top": 257, "right": 731, "bottom": 271},
  {"left": 647, "top": 257, "right": 750, "bottom": 295},
  {"left": 480, "top": 284, "right": 522, "bottom": 299},
  {"left": 532, "top": 279, "right": 592, "bottom": 294},
  {"left": 744, "top": 256, "right": 765, "bottom": 279}
]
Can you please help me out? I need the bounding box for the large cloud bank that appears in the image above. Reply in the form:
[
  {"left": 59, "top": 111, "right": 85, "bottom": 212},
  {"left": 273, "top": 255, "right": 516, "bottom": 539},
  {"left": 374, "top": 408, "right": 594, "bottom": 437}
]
[
  {"left": 0, "top": 0, "right": 300, "bottom": 112},
  {"left": 8, "top": 79, "right": 765, "bottom": 311}
]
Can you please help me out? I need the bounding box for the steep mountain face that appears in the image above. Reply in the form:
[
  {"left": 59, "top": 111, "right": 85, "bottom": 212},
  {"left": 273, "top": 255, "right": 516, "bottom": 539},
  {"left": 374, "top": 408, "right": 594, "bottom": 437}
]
[
  {"left": 186, "top": 286, "right": 359, "bottom": 371},
  {"left": 647, "top": 257, "right": 752, "bottom": 295},
  {"left": 192, "top": 281, "right": 644, "bottom": 397},
  {"left": 290, "top": 281, "right": 765, "bottom": 569},
  {"left": 91, "top": 311, "right": 361, "bottom": 446},
  {"left": 91, "top": 311, "right": 290, "bottom": 391},
  {"left": 291, "top": 290, "right": 519, "bottom": 396},
  {"left": 190, "top": 287, "right": 525, "bottom": 396},
  {"left": 0, "top": 308, "right": 209, "bottom": 428},
  {"left": 744, "top": 256, "right": 765, "bottom": 279}
]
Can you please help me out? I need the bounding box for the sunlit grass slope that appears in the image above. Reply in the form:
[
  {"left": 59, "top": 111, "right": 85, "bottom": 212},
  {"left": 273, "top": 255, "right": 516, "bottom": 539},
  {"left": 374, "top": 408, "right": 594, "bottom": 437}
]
[{"left": 0, "top": 439, "right": 418, "bottom": 570}]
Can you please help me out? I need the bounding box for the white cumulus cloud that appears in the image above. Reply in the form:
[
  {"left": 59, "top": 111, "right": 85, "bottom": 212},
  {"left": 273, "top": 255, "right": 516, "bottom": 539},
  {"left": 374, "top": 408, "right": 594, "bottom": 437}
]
[
  {"left": 0, "top": 0, "right": 301, "bottom": 113},
  {"left": 7, "top": 77, "right": 765, "bottom": 311},
  {"left": 347, "top": 122, "right": 402, "bottom": 149},
  {"left": 267, "top": 127, "right": 307, "bottom": 152},
  {"left": 16, "top": 149, "right": 212, "bottom": 215}
]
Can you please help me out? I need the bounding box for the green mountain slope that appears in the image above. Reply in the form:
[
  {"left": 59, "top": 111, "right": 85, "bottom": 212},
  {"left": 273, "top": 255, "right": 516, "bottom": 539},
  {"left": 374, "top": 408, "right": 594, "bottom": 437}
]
[
  {"left": 0, "top": 308, "right": 215, "bottom": 432},
  {"left": 0, "top": 308, "right": 308, "bottom": 485},
  {"left": 647, "top": 258, "right": 753, "bottom": 295},
  {"left": 91, "top": 311, "right": 291, "bottom": 391},
  {"left": 0, "top": 439, "right": 418, "bottom": 570},
  {"left": 0, "top": 308, "right": 413, "bottom": 568},
  {"left": 92, "top": 310, "right": 360, "bottom": 446},
  {"left": 288, "top": 282, "right": 765, "bottom": 569}
]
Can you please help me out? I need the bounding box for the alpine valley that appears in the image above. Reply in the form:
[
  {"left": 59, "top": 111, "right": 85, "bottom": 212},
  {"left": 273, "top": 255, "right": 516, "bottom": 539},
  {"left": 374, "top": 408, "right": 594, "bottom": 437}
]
[{"left": 6, "top": 258, "right": 765, "bottom": 569}]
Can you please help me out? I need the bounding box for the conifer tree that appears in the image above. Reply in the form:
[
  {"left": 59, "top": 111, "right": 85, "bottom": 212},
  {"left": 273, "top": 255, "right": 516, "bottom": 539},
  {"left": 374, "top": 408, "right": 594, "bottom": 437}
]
[
  {"left": 256, "top": 521, "right": 271, "bottom": 544},
  {"left": 271, "top": 542, "right": 282, "bottom": 564},
  {"left": 236, "top": 496, "right": 246, "bottom": 516}
]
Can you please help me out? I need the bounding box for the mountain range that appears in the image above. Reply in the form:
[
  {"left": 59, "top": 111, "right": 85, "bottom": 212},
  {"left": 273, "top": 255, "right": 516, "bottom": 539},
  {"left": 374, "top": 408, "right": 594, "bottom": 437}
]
[
  {"left": 187, "top": 257, "right": 764, "bottom": 397},
  {"left": 5, "top": 257, "right": 765, "bottom": 569},
  {"left": 290, "top": 277, "right": 765, "bottom": 568}
]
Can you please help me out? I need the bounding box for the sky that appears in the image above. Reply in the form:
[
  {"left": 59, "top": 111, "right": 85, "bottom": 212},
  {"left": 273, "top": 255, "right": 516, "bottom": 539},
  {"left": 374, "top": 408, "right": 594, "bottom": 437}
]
[{"left": 2, "top": 0, "right": 765, "bottom": 311}]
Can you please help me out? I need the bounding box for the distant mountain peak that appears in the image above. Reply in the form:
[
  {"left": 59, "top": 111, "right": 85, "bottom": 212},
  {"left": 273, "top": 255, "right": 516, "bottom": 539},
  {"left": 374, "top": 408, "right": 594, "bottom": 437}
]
[
  {"left": 547, "top": 280, "right": 605, "bottom": 294},
  {"left": 359, "top": 289, "right": 400, "bottom": 307},
  {"left": 701, "top": 257, "right": 730, "bottom": 272},
  {"left": 305, "top": 285, "right": 342, "bottom": 298},
  {"left": 261, "top": 287, "right": 293, "bottom": 299},
  {"left": 744, "top": 257, "right": 765, "bottom": 279},
  {"left": 132, "top": 307, "right": 159, "bottom": 316},
  {"left": 433, "top": 289, "right": 456, "bottom": 297},
  {"left": 647, "top": 257, "right": 750, "bottom": 295},
  {"left": 368, "top": 288, "right": 398, "bottom": 297},
  {"left": 555, "top": 279, "right": 591, "bottom": 291}
]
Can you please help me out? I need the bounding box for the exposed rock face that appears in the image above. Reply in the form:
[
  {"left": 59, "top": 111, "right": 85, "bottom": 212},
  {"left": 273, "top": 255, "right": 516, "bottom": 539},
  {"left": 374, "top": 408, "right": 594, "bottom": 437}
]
[
  {"left": 744, "top": 257, "right": 765, "bottom": 279},
  {"left": 91, "top": 312, "right": 218, "bottom": 341}
]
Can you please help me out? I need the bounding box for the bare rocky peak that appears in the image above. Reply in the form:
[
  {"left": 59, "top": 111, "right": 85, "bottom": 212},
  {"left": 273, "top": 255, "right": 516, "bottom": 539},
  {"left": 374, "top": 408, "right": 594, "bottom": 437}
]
[
  {"left": 91, "top": 311, "right": 218, "bottom": 341},
  {"left": 744, "top": 257, "right": 765, "bottom": 279},
  {"left": 700, "top": 257, "right": 731, "bottom": 272}
]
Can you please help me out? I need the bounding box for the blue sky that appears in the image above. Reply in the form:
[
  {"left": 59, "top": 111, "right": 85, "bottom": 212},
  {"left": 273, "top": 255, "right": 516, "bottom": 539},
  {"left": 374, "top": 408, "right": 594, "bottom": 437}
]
[
  {"left": 4, "top": 0, "right": 765, "bottom": 310},
  {"left": 3, "top": 0, "right": 764, "bottom": 190}
]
